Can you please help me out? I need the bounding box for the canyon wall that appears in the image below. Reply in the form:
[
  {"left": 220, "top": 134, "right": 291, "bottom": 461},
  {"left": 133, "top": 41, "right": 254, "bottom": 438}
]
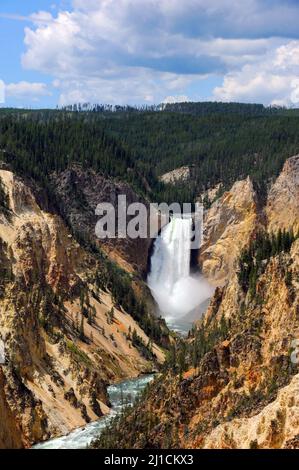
[
  {"left": 200, "top": 177, "right": 259, "bottom": 284},
  {"left": 0, "top": 168, "right": 165, "bottom": 448}
]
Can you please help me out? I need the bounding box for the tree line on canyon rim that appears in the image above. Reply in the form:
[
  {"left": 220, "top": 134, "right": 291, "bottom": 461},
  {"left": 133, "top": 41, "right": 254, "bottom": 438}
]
[{"left": 1, "top": 101, "right": 299, "bottom": 206}]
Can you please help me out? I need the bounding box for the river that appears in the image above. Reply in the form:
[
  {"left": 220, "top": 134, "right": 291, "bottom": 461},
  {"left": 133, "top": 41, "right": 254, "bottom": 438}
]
[
  {"left": 34, "top": 374, "right": 154, "bottom": 449},
  {"left": 34, "top": 217, "right": 212, "bottom": 449}
]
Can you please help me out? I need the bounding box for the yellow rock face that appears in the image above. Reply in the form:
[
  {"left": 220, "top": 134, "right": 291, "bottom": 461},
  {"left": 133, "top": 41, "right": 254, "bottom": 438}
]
[
  {"left": 203, "top": 372, "right": 299, "bottom": 449},
  {"left": 266, "top": 155, "right": 299, "bottom": 234},
  {"left": 0, "top": 169, "right": 164, "bottom": 448},
  {"left": 200, "top": 177, "right": 258, "bottom": 285},
  {"left": 200, "top": 155, "right": 299, "bottom": 286},
  {"left": 0, "top": 369, "right": 24, "bottom": 449}
]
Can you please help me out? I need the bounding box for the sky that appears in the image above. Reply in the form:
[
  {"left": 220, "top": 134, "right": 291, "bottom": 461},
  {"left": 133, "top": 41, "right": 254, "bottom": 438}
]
[{"left": 1, "top": 0, "right": 299, "bottom": 108}]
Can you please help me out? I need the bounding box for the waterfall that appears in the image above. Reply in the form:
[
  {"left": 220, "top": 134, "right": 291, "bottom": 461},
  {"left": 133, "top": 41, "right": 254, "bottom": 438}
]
[
  {"left": 148, "top": 216, "right": 191, "bottom": 292},
  {"left": 148, "top": 216, "right": 214, "bottom": 321}
]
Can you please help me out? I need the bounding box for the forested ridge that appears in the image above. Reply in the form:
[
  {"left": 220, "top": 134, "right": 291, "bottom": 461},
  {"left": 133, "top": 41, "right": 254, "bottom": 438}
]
[{"left": 1, "top": 102, "right": 299, "bottom": 205}]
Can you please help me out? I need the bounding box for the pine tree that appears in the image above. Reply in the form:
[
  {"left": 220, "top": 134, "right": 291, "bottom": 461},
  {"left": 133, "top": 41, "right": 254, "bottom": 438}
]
[{"left": 79, "top": 313, "right": 85, "bottom": 341}]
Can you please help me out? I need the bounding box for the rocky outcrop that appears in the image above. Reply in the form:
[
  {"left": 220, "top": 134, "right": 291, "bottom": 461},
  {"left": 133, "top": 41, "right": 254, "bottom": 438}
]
[
  {"left": 0, "top": 169, "right": 165, "bottom": 448},
  {"left": 197, "top": 183, "right": 223, "bottom": 206},
  {"left": 266, "top": 155, "right": 299, "bottom": 234},
  {"left": 203, "top": 373, "right": 299, "bottom": 449},
  {"left": 200, "top": 177, "right": 258, "bottom": 284},
  {"left": 0, "top": 369, "right": 23, "bottom": 449},
  {"left": 50, "top": 165, "right": 151, "bottom": 275},
  {"left": 160, "top": 166, "right": 190, "bottom": 184},
  {"left": 199, "top": 155, "right": 299, "bottom": 285}
]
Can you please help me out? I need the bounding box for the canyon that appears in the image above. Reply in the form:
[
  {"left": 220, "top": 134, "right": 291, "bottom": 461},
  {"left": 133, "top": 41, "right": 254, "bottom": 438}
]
[
  {"left": 0, "top": 119, "right": 298, "bottom": 449},
  {"left": 91, "top": 155, "right": 299, "bottom": 449}
]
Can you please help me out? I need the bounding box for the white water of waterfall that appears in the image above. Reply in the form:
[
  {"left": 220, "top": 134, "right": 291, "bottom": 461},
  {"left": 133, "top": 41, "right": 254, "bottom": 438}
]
[{"left": 147, "top": 217, "right": 214, "bottom": 325}]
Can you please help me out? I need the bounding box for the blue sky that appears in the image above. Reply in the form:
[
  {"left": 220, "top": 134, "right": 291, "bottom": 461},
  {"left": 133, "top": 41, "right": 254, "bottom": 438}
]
[{"left": 1, "top": 0, "right": 299, "bottom": 108}]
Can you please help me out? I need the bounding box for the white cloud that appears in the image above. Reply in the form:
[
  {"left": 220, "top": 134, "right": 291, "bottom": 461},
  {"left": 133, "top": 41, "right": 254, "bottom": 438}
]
[
  {"left": 18, "top": 1, "right": 299, "bottom": 105},
  {"left": 213, "top": 41, "right": 299, "bottom": 106},
  {"left": 5, "top": 81, "right": 51, "bottom": 101}
]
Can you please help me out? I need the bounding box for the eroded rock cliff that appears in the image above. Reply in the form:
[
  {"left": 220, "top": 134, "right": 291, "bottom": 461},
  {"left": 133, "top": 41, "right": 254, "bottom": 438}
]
[
  {"left": 51, "top": 165, "right": 152, "bottom": 275},
  {"left": 200, "top": 155, "right": 299, "bottom": 285},
  {"left": 266, "top": 155, "right": 299, "bottom": 234},
  {"left": 0, "top": 169, "right": 165, "bottom": 448},
  {"left": 200, "top": 177, "right": 259, "bottom": 284}
]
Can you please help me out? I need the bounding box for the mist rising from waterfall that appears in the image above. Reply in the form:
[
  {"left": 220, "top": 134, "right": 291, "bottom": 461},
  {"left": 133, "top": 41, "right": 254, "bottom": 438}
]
[{"left": 147, "top": 216, "right": 214, "bottom": 321}]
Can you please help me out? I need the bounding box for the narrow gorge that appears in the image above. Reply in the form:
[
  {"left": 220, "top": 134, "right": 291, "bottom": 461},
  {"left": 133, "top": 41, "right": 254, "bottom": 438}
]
[{"left": 0, "top": 105, "right": 299, "bottom": 451}]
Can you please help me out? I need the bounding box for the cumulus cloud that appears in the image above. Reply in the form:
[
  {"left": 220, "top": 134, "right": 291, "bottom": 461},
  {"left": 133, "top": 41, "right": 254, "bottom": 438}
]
[
  {"left": 5, "top": 81, "right": 51, "bottom": 101},
  {"left": 18, "top": 0, "right": 299, "bottom": 105},
  {"left": 213, "top": 41, "right": 299, "bottom": 106}
]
